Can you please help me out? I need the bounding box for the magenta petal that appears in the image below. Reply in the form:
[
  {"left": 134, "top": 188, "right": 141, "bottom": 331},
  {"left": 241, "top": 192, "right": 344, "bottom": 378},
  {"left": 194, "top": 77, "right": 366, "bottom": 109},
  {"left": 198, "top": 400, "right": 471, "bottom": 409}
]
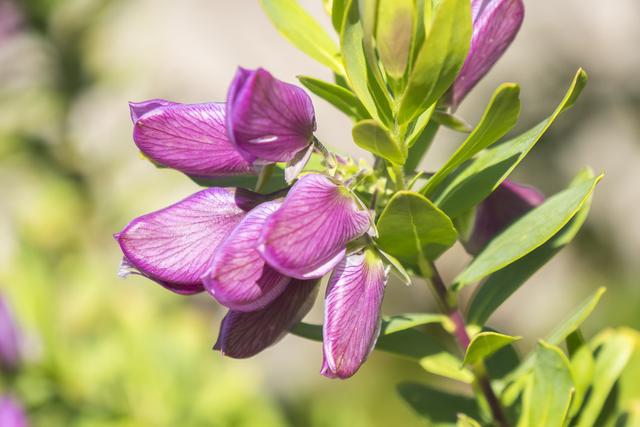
[
  {"left": 465, "top": 180, "right": 545, "bottom": 255},
  {"left": 226, "top": 67, "right": 316, "bottom": 163},
  {"left": 214, "top": 279, "right": 319, "bottom": 358},
  {"left": 322, "top": 249, "right": 387, "bottom": 379},
  {"left": 115, "top": 188, "right": 262, "bottom": 294},
  {"left": 204, "top": 201, "right": 290, "bottom": 312},
  {"left": 131, "top": 101, "right": 255, "bottom": 177},
  {"left": 0, "top": 395, "right": 28, "bottom": 427},
  {"left": 452, "top": 0, "right": 524, "bottom": 108},
  {"left": 259, "top": 174, "right": 371, "bottom": 280},
  {"left": 0, "top": 295, "right": 21, "bottom": 372}
]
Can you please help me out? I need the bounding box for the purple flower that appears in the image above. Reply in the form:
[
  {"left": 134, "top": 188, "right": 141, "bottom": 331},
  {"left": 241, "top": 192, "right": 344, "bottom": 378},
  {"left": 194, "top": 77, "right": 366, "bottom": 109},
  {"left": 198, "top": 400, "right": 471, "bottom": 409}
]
[
  {"left": 130, "top": 100, "right": 255, "bottom": 178},
  {"left": 450, "top": 0, "right": 525, "bottom": 108},
  {"left": 115, "top": 188, "right": 264, "bottom": 294},
  {"left": 226, "top": 67, "right": 316, "bottom": 164},
  {"left": 0, "top": 0, "right": 23, "bottom": 47},
  {"left": 0, "top": 396, "right": 28, "bottom": 427},
  {"left": 214, "top": 279, "right": 319, "bottom": 358},
  {"left": 0, "top": 294, "right": 21, "bottom": 372},
  {"left": 464, "top": 180, "right": 544, "bottom": 254},
  {"left": 258, "top": 174, "right": 372, "bottom": 279},
  {"left": 321, "top": 249, "right": 387, "bottom": 379}
]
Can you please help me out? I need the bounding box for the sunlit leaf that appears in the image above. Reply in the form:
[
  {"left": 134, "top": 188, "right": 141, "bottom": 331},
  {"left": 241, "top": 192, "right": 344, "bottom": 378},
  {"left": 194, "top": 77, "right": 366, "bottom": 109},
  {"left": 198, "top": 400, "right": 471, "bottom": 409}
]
[
  {"left": 376, "top": 191, "right": 457, "bottom": 268},
  {"left": 466, "top": 168, "right": 596, "bottom": 325},
  {"left": 298, "top": 75, "right": 369, "bottom": 121},
  {"left": 521, "top": 341, "right": 574, "bottom": 427},
  {"left": 260, "top": 0, "right": 344, "bottom": 74},
  {"left": 352, "top": 120, "right": 406, "bottom": 164},
  {"left": 433, "top": 69, "right": 589, "bottom": 218},
  {"left": 376, "top": 0, "right": 414, "bottom": 78},
  {"left": 398, "top": 0, "right": 471, "bottom": 124},
  {"left": 421, "top": 83, "right": 521, "bottom": 196},
  {"left": 453, "top": 174, "right": 602, "bottom": 290},
  {"left": 463, "top": 331, "right": 521, "bottom": 366}
]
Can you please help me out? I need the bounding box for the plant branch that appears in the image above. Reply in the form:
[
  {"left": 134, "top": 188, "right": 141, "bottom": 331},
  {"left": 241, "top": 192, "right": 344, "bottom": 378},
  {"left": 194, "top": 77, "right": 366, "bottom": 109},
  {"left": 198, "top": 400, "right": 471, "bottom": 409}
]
[{"left": 426, "top": 263, "right": 511, "bottom": 427}]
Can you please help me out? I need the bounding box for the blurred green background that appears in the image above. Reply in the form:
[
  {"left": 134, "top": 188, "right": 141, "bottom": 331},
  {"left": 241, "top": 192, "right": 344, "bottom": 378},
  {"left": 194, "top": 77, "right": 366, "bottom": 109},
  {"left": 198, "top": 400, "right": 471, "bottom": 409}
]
[{"left": 1, "top": 0, "right": 638, "bottom": 425}]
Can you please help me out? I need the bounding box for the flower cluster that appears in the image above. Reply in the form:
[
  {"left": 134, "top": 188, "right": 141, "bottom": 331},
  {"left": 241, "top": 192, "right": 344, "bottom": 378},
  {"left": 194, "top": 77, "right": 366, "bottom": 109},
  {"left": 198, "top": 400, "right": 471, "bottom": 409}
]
[{"left": 116, "top": 68, "right": 386, "bottom": 378}]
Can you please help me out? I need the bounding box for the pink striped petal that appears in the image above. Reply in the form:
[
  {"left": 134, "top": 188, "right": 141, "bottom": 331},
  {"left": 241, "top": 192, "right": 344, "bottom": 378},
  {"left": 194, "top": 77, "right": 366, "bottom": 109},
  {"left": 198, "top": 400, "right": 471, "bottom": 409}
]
[
  {"left": 258, "top": 174, "right": 371, "bottom": 280},
  {"left": 451, "top": 0, "right": 524, "bottom": 108},
  {"left": 226, "top": 67, "right": 316, "bottom": 163},
  {"left": 131, "top": 101, "right": 255, "bottom": 177},
  {"left": 214, "top": 279, "right": 319, "bottom": 358},
  {"left": 115, "top": 188, "right": 262, "bottom": 294},
  {"left": 204, "top": 200, "right": 289, "bottom": 311},
  {"left": 321, "top": 249, "right": 387, "bottom": 379}
]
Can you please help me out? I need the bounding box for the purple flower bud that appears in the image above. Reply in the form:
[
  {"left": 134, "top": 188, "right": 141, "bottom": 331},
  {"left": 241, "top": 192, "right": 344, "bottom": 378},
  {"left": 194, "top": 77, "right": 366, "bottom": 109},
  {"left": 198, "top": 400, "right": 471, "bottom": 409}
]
[
  {"left": 130, "top": 100, "right": 255, "bottom": 178},
  {"left": 214, "top": 279, "right": 319, "bottom": 358},
  {"left": 322, "top": 249, "right": 387, "bottom": 379},
  {"left": 115, "top": 188, "right": 264, "bottom": 294},
  {"left": 226, "top": 67, "right": 316, "bottom": 163},
  {"left": 258, "top": 174, "right": 371, "bottom": 280},
  {"left": 0, "top": 395, "right": 28, "bottom": 427},
  {"left": 450, "top": 0, "right": 524, "bottom": 108},
  {"left": 465, "top": 180, "right": 544, "bottom": 255},
  {"left": 203, "top": 200, "right": 290, "bottom": 312},
  {"left": 0, "top": 295, "right": 21, "bottom": 372}
]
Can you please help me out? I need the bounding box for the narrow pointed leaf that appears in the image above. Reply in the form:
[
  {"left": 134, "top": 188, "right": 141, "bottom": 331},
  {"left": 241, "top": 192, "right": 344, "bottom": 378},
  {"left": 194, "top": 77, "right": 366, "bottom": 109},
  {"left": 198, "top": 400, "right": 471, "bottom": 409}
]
[
  {"left": 331, "top": 0, "right": 348, "bottom": 32},
  {"left": 422, "top": 83, "right": 521, "bottom": 196},
  {"left": 575, "top": 329, "right": 636, "bottom": 427},
  {"left": 298, "top": 76, "right": 369, "bottom": 121},
  {"left": 463, "top": 331, "right": 521, "bottom": 366},
  {"left": 398, "top": 0, "right": 472, "bottom": 124},
  {"left": 434, "top": 69, "right": 588, "bottom": 218},
  {"left": 404, "top": 120, "right": 439, "bottom": 173},
  {"left": 431, "top": 110, "right": 473, "bottom": 133},
  {"left": 567, "top": 330, "right": 595, "bottom": 417},
  {"left": 260, "top": 0, "right": 343, "bottom": 74},
  {"left": 453, "top": 174, "right": 602, "bottom": 290},
  {"left": 524, "top": 341, "right": 575, "bottom": 427},
  {"left": 376, "top": 0, "right": 414, "bottom": 78},
  {"left": 352, "top": 120, "right": 406, "bottom": 165},
  {"left": 467, "top": 168, "right": 596, "bottom": 325},
  {"left": 376, "top": 191, "right": 457, "bottom": 268}
]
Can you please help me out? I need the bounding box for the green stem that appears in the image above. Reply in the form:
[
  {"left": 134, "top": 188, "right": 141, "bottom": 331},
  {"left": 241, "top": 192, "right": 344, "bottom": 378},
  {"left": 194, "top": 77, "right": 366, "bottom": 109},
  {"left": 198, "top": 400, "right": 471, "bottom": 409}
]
[
  {"left": 391, "top": 163, "right": 406, "bottom": 191},
  {"left": 424, "top": 263, "right": 511, "bottom": 427}
]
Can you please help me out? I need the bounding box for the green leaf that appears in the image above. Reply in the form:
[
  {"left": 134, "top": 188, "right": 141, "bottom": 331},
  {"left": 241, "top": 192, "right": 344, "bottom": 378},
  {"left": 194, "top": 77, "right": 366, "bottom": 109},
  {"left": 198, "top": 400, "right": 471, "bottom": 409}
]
[
  {"left": 376, "top": 0, "right": 414, "bottom": 78},
  {"left": 431, "top": 110, "right": 473, "bottom": 133},
  {"left": 457, "top": 414, "right": 482, "bottom": 427},
  {"left": 376, "top": 191, "right": 458, "bottom": 268},
  {"left": 260, "top": 0, "right": 344, "bottom": 74},
  {"left": 453, "top": 174, "right": 602, "bottom": 290},
  {"left": 575, "top": 329, "right": 636, "bottom": 427},
  {"left": 567, "top": 330, "right": 595, "bottom": 417},
  {"left": 298, "top": 75, "right": 369, "bottom": 121},
  {"left": 331, "top": 0, "right": 347, "bottom": 31},
  {"left": 463, "top": 331, "right": 521, "bottom": 366},
  {"left": 406, "top": 105, "right": 436, "bottom": 148},
  {"left": 398, "top": 382, "right": 481, "bottom": 425},
  {"left": 421, "top": 83, "right": 521, "bottom": 196},
  {"left": 522, "top": 341, "right": 575, "bottom": 427},
  {"left": 341, "top": 0, "right": 385, "bottom": 122},
  {"left": 466, "top": 168, "right": 596, "bottom": 325},
  {"left": 352, "top": 120, "right": 406, "bottom": 164},
  {"left": 398, "top": 0, "right": 471, "bottom": 124},
  {"left": 433, "top": 69, "right": 589, "bottom": 218}
]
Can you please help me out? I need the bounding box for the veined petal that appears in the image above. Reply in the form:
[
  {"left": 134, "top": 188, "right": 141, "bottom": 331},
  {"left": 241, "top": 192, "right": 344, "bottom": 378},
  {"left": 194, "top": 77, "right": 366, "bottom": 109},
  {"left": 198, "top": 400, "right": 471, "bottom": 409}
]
[
  {"left": 322, "top": 249, "right": 387, "bottom": 379},
  {"left": 465, "top": 180, "right": 544, "bottom": 255},
  {"left": 204, "top": 200, "right": 289, "bottom": 312},
  {"left": 0, "top": 295, "right": 21, "bottom": 372},
  {"left": 214, "top": 279, "right": 319, "bottom": 358},
  {"left": 226, "top": 67, "right": 316, "bottom": 163},
  {"left": 0, "top": 395, "right": 28, "bottom": 427},
  {"left": 452, "top": 0, "right": 524, "bottom": 108},
  {"left": 259, "top": 174, "right": 371, "bottom": 280},
  {"left": 115, "top": 188, "right": 261, "bottom": 294},
  {"left": 131, "top": 101, "right": 255, "bottom": 177}
]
